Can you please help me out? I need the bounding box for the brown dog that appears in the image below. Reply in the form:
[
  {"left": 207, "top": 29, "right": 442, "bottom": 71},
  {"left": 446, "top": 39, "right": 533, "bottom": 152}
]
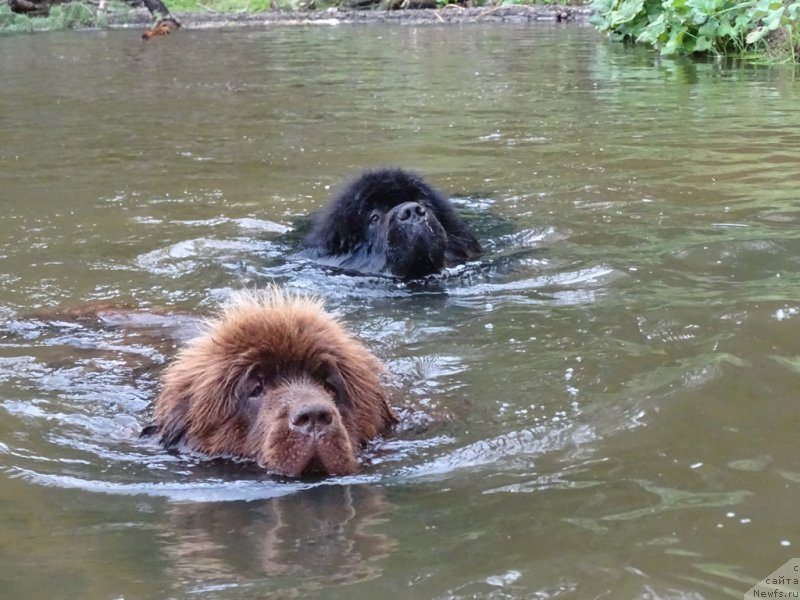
[{"left": 145, "top": 289, "right": 397, "bottom": 477}]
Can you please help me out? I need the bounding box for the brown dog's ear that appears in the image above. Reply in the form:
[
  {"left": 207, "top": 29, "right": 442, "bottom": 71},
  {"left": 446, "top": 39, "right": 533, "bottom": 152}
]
[
  {"left": 160, "top": 422, "right": 189, "bottom": 448},
  {"left": 139, "top": 423, "right": 158, "bottom": 439},
  {"left": 154, "top": 399, "right": 190, "bottom": 448}
]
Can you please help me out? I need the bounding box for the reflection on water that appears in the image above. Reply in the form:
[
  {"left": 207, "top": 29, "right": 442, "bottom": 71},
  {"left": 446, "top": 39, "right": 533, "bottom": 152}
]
[
  {"left": 1, "top": 23, "right": 800, "bottom": 600},
  {"left": 162, "top": 486, "right": 395, "bottom": 596}
]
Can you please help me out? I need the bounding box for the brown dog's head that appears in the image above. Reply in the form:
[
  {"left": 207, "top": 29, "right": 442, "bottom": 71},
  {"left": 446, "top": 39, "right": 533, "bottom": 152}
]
[{"left": 150, "top": 289, "right": 397, "bottom": 478}]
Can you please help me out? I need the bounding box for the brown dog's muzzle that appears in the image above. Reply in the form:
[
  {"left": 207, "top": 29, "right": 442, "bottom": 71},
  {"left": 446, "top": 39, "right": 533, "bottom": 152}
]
[{"left": 253, "top": 380, "right": 358, "bottom": 478}]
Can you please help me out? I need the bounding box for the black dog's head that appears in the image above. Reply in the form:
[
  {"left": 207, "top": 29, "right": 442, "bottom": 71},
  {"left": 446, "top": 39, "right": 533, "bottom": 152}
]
[{"left": 304, "top": 168, "right": 481, "bottom": 279}]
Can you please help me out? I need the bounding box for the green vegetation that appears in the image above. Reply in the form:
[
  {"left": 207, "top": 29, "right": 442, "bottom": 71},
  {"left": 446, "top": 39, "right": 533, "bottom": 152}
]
[
  {"left": 167, "top": 0, "right": 277, "bottom": 11},
  {"left": 0, "top": 1, "right": 107, "bottom": 32},
  {"left": 165, "top": 0, "right": 586, "bottom": 9},
  {"left": 489, "top": 0, "right": 586, "bottom": 4},
  {"left": 0, "top": 0, "right": 588, "bottom": 28},
  {"left": 591, "top": 0, "right": 800, "bottom": 60}
]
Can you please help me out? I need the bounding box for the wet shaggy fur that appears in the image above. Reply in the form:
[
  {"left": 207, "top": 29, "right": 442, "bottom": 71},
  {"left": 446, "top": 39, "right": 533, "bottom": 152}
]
[
  {"left": 146, "top": 289, "right": 398, "bottom": 478},
  {"left": 304, "top": 168, "right": 481, "bottom": 279}
]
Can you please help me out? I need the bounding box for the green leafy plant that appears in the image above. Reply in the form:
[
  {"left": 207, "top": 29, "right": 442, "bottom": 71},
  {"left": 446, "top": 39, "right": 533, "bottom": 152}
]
[
  {"left": 51, "top": 2, "right": 98, "bottom": 27},
  {"left": 591, "top": 0, "right": 800, "bottom": 59},
  {"left": 0, "top": 1, "right": 102, "bottom": 32},
  {"left": 0, "top": 4, "right": 34, "bottom": 31}
]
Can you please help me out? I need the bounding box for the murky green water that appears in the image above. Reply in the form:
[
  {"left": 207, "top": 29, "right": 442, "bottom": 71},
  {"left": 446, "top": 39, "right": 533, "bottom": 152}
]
[{"left": 1, "top": 22, "right": 799, "bottom": 599}]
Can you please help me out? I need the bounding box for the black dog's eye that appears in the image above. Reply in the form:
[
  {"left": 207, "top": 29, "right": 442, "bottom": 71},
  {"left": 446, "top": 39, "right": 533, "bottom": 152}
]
[{"left": 368, "top": 212, "right": 381, "bottom": 225}]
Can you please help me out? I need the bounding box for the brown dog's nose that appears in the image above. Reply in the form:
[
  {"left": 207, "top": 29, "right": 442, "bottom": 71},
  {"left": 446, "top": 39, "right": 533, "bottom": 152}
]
[{"left": 290, "top": 402, "right": 334, "bottom": 438}]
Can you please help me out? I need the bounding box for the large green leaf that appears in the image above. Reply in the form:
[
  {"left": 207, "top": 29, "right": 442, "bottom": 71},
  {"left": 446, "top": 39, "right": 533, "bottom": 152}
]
[
  {"left": 636, "top": 12, "right": 667, "bottom": 43},
  {"left": 686, "top": 0, "right": 719, "bottom": 14},
  {"left": 716, "top": 20, "right": 735, "bottom": 39},
  {"left": 610, "top": 0, "right": 646, "bottom": 26},
  {"left": 697, "top": 16, "right": 719, "bottom": 37},
  {"left": 661, "top": 27, "right": 685, "bottom": 54},
  {"left": 694, "top": 35, "right": 714, "bottom": 51},
  {"left": 762, "top": 5, "right": 785, "bottom": 30}
]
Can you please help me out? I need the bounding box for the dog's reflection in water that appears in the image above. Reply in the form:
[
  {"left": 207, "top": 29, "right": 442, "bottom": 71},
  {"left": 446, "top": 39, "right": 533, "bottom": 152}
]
[{"left": 161, "top": 485, "right": 396, "bottom": 594}]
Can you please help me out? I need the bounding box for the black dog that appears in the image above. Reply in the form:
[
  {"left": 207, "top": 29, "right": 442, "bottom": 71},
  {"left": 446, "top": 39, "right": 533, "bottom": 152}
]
[{"left": 303, "top": 168, "right": 481, "bottom": 279}]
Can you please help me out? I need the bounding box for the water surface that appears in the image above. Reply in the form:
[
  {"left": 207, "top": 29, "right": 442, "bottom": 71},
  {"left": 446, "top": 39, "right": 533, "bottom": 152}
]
[{"left": 1, "top": 23, "right": 799, "bottom": 599}]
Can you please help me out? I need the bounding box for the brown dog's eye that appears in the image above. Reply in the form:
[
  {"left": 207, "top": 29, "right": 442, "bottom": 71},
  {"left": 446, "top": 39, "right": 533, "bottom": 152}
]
[
  {"left": 235, "top": 372, "right": 265, "bottom": 405},
  {"left": 324, "top": 369, "right": 351, "bottom": 409},
  {"left": 249, "top": 380, "right": 264, "bottom": 398}
]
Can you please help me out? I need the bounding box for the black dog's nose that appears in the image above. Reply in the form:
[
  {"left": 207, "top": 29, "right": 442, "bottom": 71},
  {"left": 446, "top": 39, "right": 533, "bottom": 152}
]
[
  {"left": 290, "top": 402, "right": 334, "bottom": 438},
  {"left": 397, "top": 202, "right": 426, "bottom": 222}
]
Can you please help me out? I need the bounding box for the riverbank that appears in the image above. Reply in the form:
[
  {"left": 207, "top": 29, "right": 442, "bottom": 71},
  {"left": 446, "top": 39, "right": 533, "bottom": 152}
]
[{"left": 109, "top": 4, "right": 593, "bottom": 29}]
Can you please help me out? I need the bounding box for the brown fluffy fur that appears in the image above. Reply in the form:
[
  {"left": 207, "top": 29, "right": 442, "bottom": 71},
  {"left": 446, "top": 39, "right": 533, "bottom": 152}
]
[{"left": 149, "top": 289, "right": 397, "bottom": 478}]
